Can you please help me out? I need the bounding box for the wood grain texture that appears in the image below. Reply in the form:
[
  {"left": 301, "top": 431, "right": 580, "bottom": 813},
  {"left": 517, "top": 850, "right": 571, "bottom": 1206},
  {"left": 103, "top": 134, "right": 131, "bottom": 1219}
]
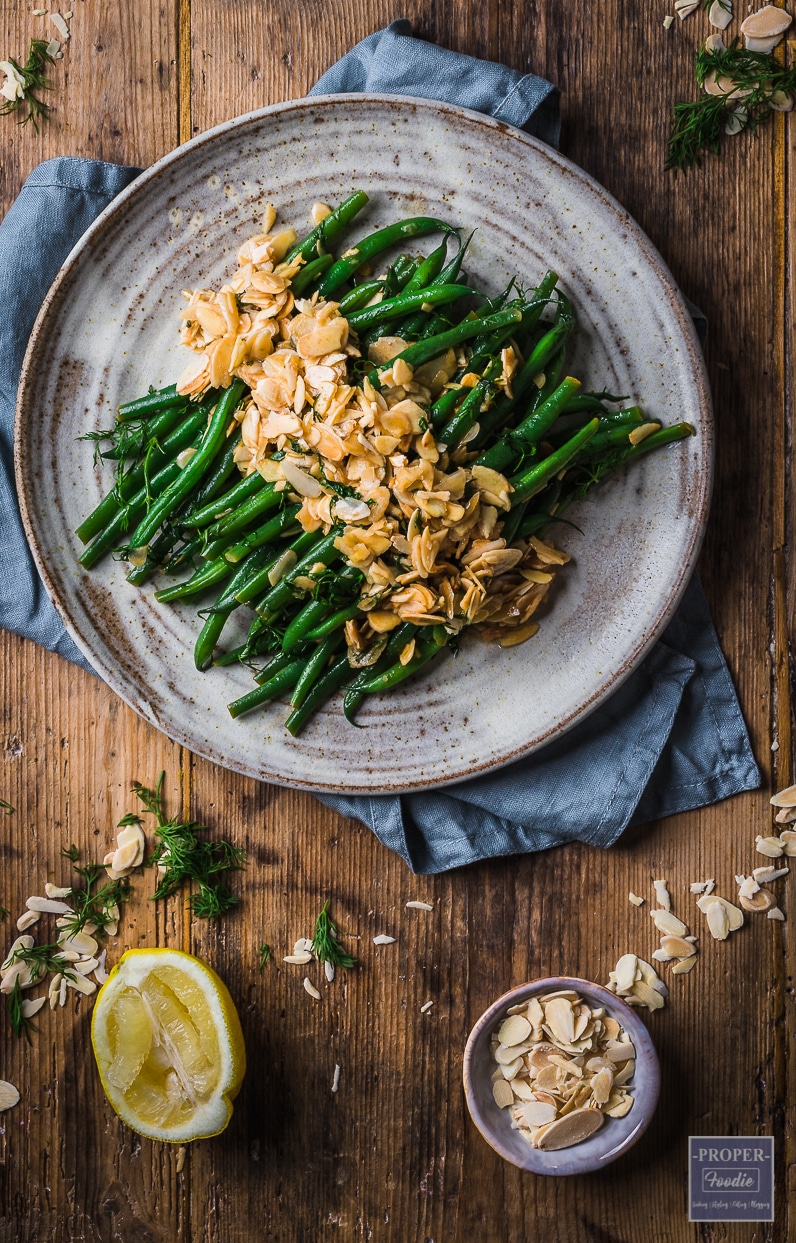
[{"left": 0, "top": 0, "right": 793, "bottom": 1240}]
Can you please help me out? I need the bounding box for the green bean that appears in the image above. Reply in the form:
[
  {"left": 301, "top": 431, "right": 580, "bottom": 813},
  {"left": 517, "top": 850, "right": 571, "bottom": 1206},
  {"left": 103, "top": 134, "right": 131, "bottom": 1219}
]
[
  {"left": 304, "top": 600, "right": 362, "bottom": 641},
  {"left": 253, "top": 651, "right": 295, "bottom": 684},
  {"left": 317, "top": 217, "right": 460, "bottom": 297},
  {"left": 236, "top": 530, "right": 325, "bottom": 607},
  {"left": 343, "top": 622, "right": 418, "bottom": 723},
  {"left": 102, "top": 401, "right": 192, "bottom": 460},
  {"left": 369, "top": 307, "right": 523, "bottom": 386},
  {"left": 78, "top": 452, "right": 192, "bottom": 569},
  {"left": 509, "top": 419, "right": 599, "bottom": 503},
  {"left": 290, "top": 253, "right": 334, "bottom": 296},
  {"left": 155, "top": 507, "right": 299, "bottom": 603},
  {"left": 285, "top": 654, "right": 354, "bottom": 736},
  {"left": 117, "top": 384, "right": 185, "bottom": 423},
  {"left": 399, "top": 239, "right": 449, "bottom": 294},
  {"left": 284, "top": 191, "right": 370, "bottom": 264},
  {"left": 346, "top": 283, "right": 471, "bottom": 333},
  {"left": 356, "top": 633, "right": 447, "bottom": 696},
  {"left": 473, "top": 318, "right": 573, "bottom": 448},
  {"left": 184, "top": 470, "right": 266, "bottom": 528},
  {"left": 338, "top": 278, "right": 385, "bottom": 314},
  {"left": 228, "top": 660, "right": 305, "bottom": 718},
  {"left": 127, "top": 380, "right": 246, "bottom": 551},
  {"left": 193, "top": 545, "right": 276, "bottom": 670},
  {"left": 76, "top": 404, "right": 210, "bottom": 544},
  {"left": 182, "top": 427, "right": 243, "bottom": 519},
  {"left": 438, "top": 356, "right": 503, "bottom": 449},
  {"left": 199, "top": 483, "right": 281, "bottom": 545},
  {"left": 289, "top": 634, "right": 344, "bottom": 710},
  {"left": 281, "top": 599, "right": 330, "bottom": 654},
  {"left": 251, "top": 532, "right": 341, "bottom": 618},
  {"left": 475, "top": 377, "right": 582, "bottom": 473}
]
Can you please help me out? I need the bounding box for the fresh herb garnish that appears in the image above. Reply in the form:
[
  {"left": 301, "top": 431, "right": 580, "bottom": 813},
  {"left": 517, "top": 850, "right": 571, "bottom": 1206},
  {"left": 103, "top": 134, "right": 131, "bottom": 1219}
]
[
  {"left": 667, "top": 40, "right": 796, "bottom": 172},
  {"left": 311, "top": 900, "right": 357, "bottom": 970},
  {"left": 61, "top": 864, "right": 131, "bottom": 939},
  {"left": 131, "top": 773, "right": 246, "bottom": 919},
  {"left": 258, "top": 943, "right": 271, "bottom": 970},
  {"left": 4, "top": 943, "right": 75, "bottom": 1038},
  {"left": 0, "top": 798, "right": 14, "bottom": 814},
  {"left": 0, "top": 905, "right": 8, "bottom": 922},
  {"left": 0, "top": 40, "right": 57, "bottom": 132},
  {"left": 61, "top": 844, "right": 80, "bottom": 862},
  {"left": 318, "top": 466, "right": 363, "bottom": 501}
]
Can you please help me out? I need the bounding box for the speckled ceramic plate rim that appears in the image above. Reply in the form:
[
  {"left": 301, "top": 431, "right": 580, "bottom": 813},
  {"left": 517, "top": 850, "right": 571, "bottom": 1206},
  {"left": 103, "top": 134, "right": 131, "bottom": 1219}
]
[
  {"left": 462, "top": 976, "right": 661, "bottom": 1174},
  {"left": 15, "top": 94, "right": 713, "bottom": 795}
]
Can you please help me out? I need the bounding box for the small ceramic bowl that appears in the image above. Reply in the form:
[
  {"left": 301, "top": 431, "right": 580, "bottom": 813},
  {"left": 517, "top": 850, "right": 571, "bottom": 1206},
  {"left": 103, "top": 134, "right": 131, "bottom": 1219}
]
[{"left": 463, "top": 976, "right": 660, "bottom": 1175}]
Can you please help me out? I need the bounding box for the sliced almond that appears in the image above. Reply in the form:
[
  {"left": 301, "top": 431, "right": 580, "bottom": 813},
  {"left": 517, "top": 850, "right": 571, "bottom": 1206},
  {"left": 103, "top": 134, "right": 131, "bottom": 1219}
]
[
  {"left": 780, "top": 831, "right": 796, "bottom": 856},
  {"left": 705, "top": 900, "right": 730, "bottom": 940},
  {"left": 543, "top": 997, "right": 576, "bottom": 1045},
  {"left": 660, "top": 935, "right": 697, "bottom": 959},
  {"left": 651, "top": 909, "right": 688, "bottom": 937},
  {"left": 44, "top": 883, "right": 73, "bottom": 899},
  {"left": 612, "top": 1060, "right": 635, "bottom": 1086},
  {"left": 510, "top": 1078, "right": 537, "bottom": 1101},
  {"left": 653, "top": 879, "right": 671, "bottom": 912},
  {"left": 303, "top": 978, "right": 321, "bottom": 1000},
  {"left": 20, "top": 996, "right": 46, "bottom": 1019},
  {"left": 774, "top": 806, "right": 796, "bottom": 824},
  {"left": 756, "top": 835, "right": 785, "bottom": 858},
  {"left": 535, "top": 1107, "right": 605, "bottom": 1150},
  {"left": 66, "top": 973, "right": 96, "bottom": 996},
  {"left": 16, "top": 910, "right": 40, "bottom": 932},
  {"left": 590, "top": 1067, "right": 614, "bottom": 1104},
  {"left": 527, "top": 1042, "right": 561, "bottom": 1070},
  {"left": 614, "top": 953, "right": 638, "bottom": 993},
  {"left": 767, "top": 906, "right": 785, "bottom": 921},
  {"left": 0, "top": 1081, "right": 20, "bottom": 1111},
  {"left": 753, "top": 866, "right": 789, "bottom": 882},
  {"left": 25, "top": 896, "right": 73, "bottom": 914},
  {"left": 740, "top": 889, "right": 777, "bottom": 912},
  {"left": 605, "top": 1093, "right": 634, "bottom": 1118},
  {"left": 631, "top": 980, "right": 666, "bottom": 1011},
  {"left": 283, "top": 952, "right": 313, "bottom": 964},
  {"left": 740, "top": 5, "right": 793, "bottom": 38},
  {"left": 500, "top": 1057, "right": 526, "bottom": 1080},
  {"left": 497, "top": 1014, "right": 532, "bottom": 1047},
  {"left": 671, "top": 956, "right": 698, "bottom": 975},
  {"left": 492, "top": 1079, "right": 514, "bottom": 1108},
  {"left": 606, "top": 1041, "right": 636, "bottom": 1064},
  {"left": 521, "top": 1099, "right": 558, "bottom": 1127},
  {"left": 709, "top": 0, "right": 733, "bottom": 29},
  {"left": 495, "top": 1042, "right": 531, "bottom": 1064}
]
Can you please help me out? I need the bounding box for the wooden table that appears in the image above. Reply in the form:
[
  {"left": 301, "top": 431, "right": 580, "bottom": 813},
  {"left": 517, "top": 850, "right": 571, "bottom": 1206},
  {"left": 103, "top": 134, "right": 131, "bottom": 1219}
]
[{"left": 0, "top": 2, "right": 792, "bottom": 1240}]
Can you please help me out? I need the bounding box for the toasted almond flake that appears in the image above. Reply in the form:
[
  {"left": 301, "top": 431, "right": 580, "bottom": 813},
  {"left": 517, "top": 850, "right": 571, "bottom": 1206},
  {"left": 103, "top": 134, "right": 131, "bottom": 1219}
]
[
  {"left": 536, "top": 1107, "right": 605, "bottom": 1150},
  {"left": 771, "top": 784, "right": 796, "bottom": 808},
  {"left": 605, "top": 1093, "right": 634, "bottom": 1119},
  {"left": 26, "top": 896, "right": 73, "bottom": 914},
  {"left": 372, "top": 934, "right": 396, "bottom": 946},
  {"left": 0, "top": 1081, "right": 20, "bottom": 1111},
  {"left": 20, "top": 996, "right": 46, "bottom": 1019},
  {"left": 740, "top": 889, "right": 777, "bottom": 913},
  {"left": 66, "top": 973, "right": 96, "bottom": 996},
  {"left": 303, "top": 977, "right": 321, "bottom": 1000},
  {"left": 497, "top": 1014, "right": 532, "bottom": 1046},
  {"left": 16, "top": 909, "right": 40, "bottom": 931},
  {"left": 283, "top": 952, "right": 313, "bottom": 964},
  {"left": 671, "top": 955, "right": 698, "bottom": 975},
  {"left": 405, "top": 900, "right": 434, "bottom": 911},
  {"left": 420, "top": 1000, "right": 434, "bottom": 1013},
  {"left": 614, "top": 953, "right": 638, "bottom": 993},
  {"left": 660, "top": 935, "right": 697, "bottom": 959},
  {"left": 176, "top": 447, "right": 198, "bottom": 469},
  {"left": 521, "top": 1100, "right": 558, "bottom": 1126},
  {"left": 493, "top": 1078, "right": 515, "bottom": 1108},
  {"left": 628, "top": 892, "right": 644, "bottom": 906},
  {"left": 45, "top": 883, "right": 72, "bottom": 899},
  {"left": 768, "top": 905, "right": 785, "bottom": 920},
  {"left": 774, "top": 806, "right": 796, "bottom": 823},
  {"left": 740, "top": 4, "right": 792, "bottom": 38},
  {"left": 311, "top": 202, "right": 332, "bottom": 226}
]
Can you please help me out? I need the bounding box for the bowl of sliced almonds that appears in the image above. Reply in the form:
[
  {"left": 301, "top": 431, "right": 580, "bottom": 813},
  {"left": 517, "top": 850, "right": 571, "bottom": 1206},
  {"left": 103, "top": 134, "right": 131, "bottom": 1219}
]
[{"left": 463, "top": 976, "right": 660, "bottom": 1174}]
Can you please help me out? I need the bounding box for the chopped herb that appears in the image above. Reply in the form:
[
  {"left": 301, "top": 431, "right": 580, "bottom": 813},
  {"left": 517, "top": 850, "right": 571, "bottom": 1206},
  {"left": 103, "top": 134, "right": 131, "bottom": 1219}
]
[
  {"left": 667, "top": 40, "right": 796, "bottom": 172},
  {"left": 6, "top": 978, "right": 34, "bottom": 1041},
  {"left": 61, "top": 844, "right": 80, "bottom": 862},
  {"left": 4, "top": 944, "right": 75, "bottom": 1038},
  {"left": 317, "top": 465, "right": 363, "bottom": 501},
  {"left": 0, "top": 39, "right": 57, "bottom": 132},
  {"left": 418, "top": 416, "right": 429, "bottom": 432},
  {"left": 131, "top": 772, "right": 246, "bottom": 919},
  {"left": 0, "top": 905, "right": 8, "bottom": 922},
  {"left": 0, "top": 798, "right": 14, "bottom": 815},
  {"left": 61, "top": 862, "right": 132, "bottom": 939},
  {"left": 258, "top": 943, "right": 271, "bottom": 970},
  {"left": 311, "top": 900, "right": 357, "bottom": 971}
]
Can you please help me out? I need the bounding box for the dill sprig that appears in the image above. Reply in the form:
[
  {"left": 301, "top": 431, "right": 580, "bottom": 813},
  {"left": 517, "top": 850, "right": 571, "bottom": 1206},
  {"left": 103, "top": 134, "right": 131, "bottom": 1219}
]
[
  {"left": 131, "top": 773, "right": 246, "bottom": 919},
  {"left": 258, "top": 943, "right": 271, "bottom": 970},
  {"left": 0, "top": 39, "right": 57, "bottom": 132},
  {"left": 311, "top": 900, "right": 357, "bottom": 970},
  {"left": 62, "top": 863, "right": 132, "bottom": 938},
  {"left": 0, "top": 905, "right": 8, "bottom": 922},
  {"left": 667, "top": 39, "right": 796, "bottom": 172},
  {"left": 0, "top": 798, "right": 14, "bottom": 814},
  {"left": 4, "top": 943, "right": 75, "bottom": 1038}
]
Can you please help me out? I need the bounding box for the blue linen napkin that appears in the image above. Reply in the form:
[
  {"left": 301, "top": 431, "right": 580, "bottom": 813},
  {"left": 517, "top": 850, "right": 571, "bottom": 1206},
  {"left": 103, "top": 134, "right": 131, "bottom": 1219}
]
[{"left": 0, "top": 21, "right": 760, "bottom": 872}]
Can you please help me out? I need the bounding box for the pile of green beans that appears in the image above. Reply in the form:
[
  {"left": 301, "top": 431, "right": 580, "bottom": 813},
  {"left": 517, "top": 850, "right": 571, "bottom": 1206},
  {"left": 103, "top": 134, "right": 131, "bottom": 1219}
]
[{"left": 75, "top": 192, "right": 695, "bottom": 735}]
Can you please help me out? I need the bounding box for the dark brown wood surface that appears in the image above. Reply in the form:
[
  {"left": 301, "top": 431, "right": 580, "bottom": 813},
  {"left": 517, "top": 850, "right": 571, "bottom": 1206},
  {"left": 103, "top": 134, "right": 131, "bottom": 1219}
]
[{"left": 0, "top": 2, "right": 793, "bottom": 1240}]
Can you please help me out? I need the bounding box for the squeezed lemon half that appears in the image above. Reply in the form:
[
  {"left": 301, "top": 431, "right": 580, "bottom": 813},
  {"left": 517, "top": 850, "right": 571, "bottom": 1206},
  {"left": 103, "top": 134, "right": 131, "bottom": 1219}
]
[{"left": 91, "top": 948, "right": 246, "bottom": 1143}]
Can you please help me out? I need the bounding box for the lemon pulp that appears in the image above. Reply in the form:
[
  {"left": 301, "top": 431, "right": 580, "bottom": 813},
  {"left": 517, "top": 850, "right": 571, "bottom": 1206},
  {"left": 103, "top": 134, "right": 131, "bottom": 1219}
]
[{"left": 92, "top": 949, "right": 245, "bottom": 1142}]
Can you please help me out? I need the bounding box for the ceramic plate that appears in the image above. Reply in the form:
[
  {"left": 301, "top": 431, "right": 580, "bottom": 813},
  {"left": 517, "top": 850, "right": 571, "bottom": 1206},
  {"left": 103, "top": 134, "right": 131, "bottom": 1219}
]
[{"left": 16, "top": 95, "right": 712, "bottom": 794}]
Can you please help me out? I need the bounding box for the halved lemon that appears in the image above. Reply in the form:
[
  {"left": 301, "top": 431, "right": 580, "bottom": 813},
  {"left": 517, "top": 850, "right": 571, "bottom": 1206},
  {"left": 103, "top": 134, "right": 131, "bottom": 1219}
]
[{"left": 91, "top": 948, "right": 246, "bottom": 1143}]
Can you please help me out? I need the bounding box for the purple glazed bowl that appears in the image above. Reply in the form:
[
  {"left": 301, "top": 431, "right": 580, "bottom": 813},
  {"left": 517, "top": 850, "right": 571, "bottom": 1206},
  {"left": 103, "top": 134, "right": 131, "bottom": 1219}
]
[{"left": 463, "top": 976, "right": 661, "bottom": 1175}]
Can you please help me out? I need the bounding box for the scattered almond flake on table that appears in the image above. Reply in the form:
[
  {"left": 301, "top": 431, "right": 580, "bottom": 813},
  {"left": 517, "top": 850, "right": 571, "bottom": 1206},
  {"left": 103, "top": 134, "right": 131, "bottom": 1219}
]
[
  {"left": 324, "top": 961, "right": 335, "bottom": 983},
  {"left": 45, "top": 38, "right": 60, "bottom": 58},
  {"left": 405, "top": 901, "right": 434, "bottom": 911},
  {"left": 303, "top": 977, "right": 321, "bottom": 1000},
  {"left": 768, "top": 906, "right": 785, "bottom": 920},
  {"left": 420, "top": 1000, "right": 434, "bottom": 1013},
  {"left": 20, "top": 996, "right": 46, "bottom": 1019},
  {"left": 373, "top": 934, "right": 396, "bottom": 946},
  {"left": 628, "top": 892, "right": 644, "bottom": 906},
  {"left": 49, "top": 12, "right": 69, "bottom": 39},
  {"left": 331, "top": 1063, "right": 341, "bottom": 1093},
  {"left": 653, "top": 879, "right": 671, "bottom": 912},
  {"left": 664, "top": 14, "right": 675, "bottom": 26},
  {"left": 0, "top": 1080, "right": 20, "bottom": 1111},
  {"left": 283, "top": 952, "right": 313, "bottom": 965}
]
